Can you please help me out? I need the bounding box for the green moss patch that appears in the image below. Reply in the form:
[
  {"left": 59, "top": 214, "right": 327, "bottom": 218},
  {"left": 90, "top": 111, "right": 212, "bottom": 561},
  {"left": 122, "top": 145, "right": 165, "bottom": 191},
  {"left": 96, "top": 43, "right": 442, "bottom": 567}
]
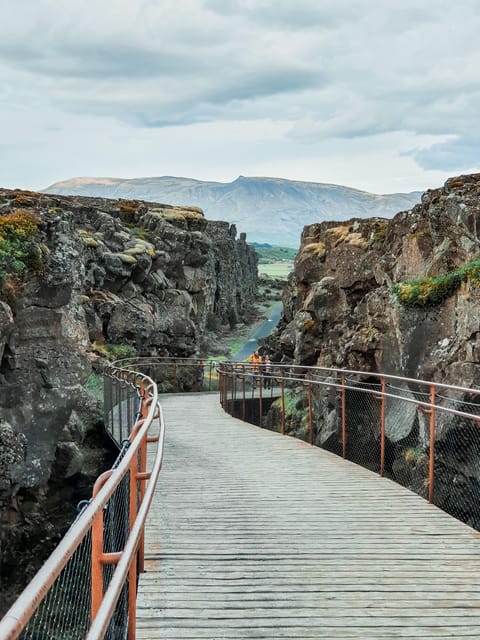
[
  {"left": 392, "top": 258, "right": 480, "bottom": 307},
  {"left": 0, "top": 209, "right": 40, "bottom": 295}
]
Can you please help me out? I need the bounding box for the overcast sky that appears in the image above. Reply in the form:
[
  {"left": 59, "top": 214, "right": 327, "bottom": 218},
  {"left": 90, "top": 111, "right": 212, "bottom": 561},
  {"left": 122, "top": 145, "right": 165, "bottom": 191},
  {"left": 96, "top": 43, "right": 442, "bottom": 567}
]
[{"left": 1, "top": 0, "right": 479, "bottom": 194}]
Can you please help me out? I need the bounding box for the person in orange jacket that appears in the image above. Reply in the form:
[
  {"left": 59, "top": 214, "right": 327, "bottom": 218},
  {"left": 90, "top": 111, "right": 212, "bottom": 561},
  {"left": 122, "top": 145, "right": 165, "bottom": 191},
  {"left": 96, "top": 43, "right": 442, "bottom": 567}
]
[
  {"left": 248, "top": 350, "right": 262, "bottom": 372},
  {"left": 247, "top": 350, "right": 262, "bottom": 388}
]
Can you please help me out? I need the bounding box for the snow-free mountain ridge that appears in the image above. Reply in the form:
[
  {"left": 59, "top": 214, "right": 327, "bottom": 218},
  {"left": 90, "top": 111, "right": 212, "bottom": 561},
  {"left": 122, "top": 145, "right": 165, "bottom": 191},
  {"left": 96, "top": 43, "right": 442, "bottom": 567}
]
[{"left": 44, "top": 175, "right": 423, "bottom": 247}]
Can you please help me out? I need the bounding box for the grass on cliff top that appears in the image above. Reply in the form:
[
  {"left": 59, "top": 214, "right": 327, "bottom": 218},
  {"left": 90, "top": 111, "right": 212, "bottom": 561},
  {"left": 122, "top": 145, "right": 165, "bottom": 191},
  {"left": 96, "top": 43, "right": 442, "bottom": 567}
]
[
  {"left": 392, "top": 258, "right": 480, "bottom": 307},
  {"left": 0, "top": 209, "right": 40, "bottom": 303}
]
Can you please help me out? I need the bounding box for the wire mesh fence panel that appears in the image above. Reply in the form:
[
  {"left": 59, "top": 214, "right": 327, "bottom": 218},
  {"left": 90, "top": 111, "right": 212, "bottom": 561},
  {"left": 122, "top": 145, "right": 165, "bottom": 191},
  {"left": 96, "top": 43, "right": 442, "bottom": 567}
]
[
  {"left": 0, "top": 363, "right": 163, "bottom": 640},
  {"left": 103, "top": 469, "right": 130, "bottom": 640},
  {"left": 214, "top": 362, "right": 480, "bottom": 536},
  {"left": 20, "top": 520, "right": 92, "bottom": 640},
  {"left": 104, "top": 378, "right": 140, "bottom": 444},
  {"left": 432, "top": 412, "right": 480, "bottom": 529},
  {"left": 305, "top": 383, "right": 341, "bottom": 455},
  {"left": 103, "top": 375, "right": 114, "bottom": 435},
  {"left": 343, "top": 381, "right": 382, "bottom": 473},
  {"left": 383, "top": 386, "right": 428, "bottom": 499},
  {"left": 17, "top": 437, "right": 136, "bottom": 639}
]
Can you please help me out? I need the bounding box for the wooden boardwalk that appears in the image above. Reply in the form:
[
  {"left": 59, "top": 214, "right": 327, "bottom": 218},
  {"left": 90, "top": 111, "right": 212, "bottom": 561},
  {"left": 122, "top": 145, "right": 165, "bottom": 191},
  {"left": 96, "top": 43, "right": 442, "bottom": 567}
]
[{"left": 137, "top": 393, "right": 480, "bottom": 639}]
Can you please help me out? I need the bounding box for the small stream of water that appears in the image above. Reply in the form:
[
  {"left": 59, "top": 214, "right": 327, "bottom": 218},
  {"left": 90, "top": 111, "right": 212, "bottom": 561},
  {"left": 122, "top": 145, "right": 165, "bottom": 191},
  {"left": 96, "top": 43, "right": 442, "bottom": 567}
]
[{"left": 232, "top": 302, "right": 283, "bottom": 361}]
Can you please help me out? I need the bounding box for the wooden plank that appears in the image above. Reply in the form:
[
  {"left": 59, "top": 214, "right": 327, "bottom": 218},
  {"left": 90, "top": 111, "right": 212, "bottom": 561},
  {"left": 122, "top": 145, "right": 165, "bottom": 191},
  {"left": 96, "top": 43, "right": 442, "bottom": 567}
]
[{"left": 136, "top": 393, "right": 480, "bottom": 639}]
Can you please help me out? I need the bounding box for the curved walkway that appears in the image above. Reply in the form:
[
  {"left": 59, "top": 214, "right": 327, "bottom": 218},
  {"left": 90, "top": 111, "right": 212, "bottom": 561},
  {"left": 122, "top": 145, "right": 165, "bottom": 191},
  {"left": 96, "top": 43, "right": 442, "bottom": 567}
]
[{"left": 137, "top": 393, "right": 480, "bottom": 639}]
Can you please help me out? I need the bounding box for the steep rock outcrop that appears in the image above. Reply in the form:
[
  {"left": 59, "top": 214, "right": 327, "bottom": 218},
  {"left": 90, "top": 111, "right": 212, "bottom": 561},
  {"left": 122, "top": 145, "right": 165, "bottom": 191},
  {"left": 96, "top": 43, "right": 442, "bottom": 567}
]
[{"left": 273, "top": 174, "right": 480, "bottom": 385}]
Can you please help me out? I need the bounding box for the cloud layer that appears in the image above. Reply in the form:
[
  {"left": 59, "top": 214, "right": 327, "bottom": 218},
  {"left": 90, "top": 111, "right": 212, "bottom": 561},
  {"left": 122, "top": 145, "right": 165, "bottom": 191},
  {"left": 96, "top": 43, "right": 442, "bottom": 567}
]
[{"left": 1, "top": 0, "right": 479, "bottom": 191}]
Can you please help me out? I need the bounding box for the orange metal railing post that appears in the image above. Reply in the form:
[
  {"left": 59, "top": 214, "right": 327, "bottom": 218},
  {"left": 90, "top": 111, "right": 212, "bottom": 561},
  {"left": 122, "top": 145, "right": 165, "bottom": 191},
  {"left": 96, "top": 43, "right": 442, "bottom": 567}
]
[
  {"left": 137, "top": 423, "right": 148, "bottom": 575},
  {"left": 225, "top": 365, "right": 230, "bottom": 413},
  {"left": 91, "top": 509, "right": 105, "bottom": 621},
  {"left": 219, "top": 366, "right": 223, "bottom": 407},
  {"left": 233, "top": 369, "right": 237, "bottom": 418},
  {"left": 224, "top": 366, "right": 228, "bottom": 412},
  {"left": 428, "top": 384, "right": 436, "bottom": 504},
  {"left": 229, "top": 366, "right": 234, "bottom": 416},
  {"left": 259, "top": 371, "right": 263, "bottom": 428},
  {"left": 307, "top": 371, "right": 313, "bottom": 445},
  {"left": 127, "top": 445, "right": 139, "bottom": 640},
  {"left": 140, "top": 386, "right": 149, "bottom": 421},
  {"left": 380, "top": 377, "right": 386, "bottom": 477},
  {"left": 341, "top": 373, "right": 346, "bottom": 459},
  {"left": 90, "top": 471, "right": 113, "bottom": 623},
  {"left": 222, "top": 366, "right": 226, "bottom": 408},
  {"left": 223, "top": 367, "right": 227, "bottom": 408},
  {"left": 242, "top": 364, "right": 246, "bottom": 420},
  {"left": 280, "top": 369, "right": 285, "bottom": 435}
]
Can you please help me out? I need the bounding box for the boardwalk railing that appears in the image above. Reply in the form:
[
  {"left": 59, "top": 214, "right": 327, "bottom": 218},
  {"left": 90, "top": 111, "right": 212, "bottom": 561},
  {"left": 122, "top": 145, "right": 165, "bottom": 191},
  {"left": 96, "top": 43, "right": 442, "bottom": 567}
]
[
  {"left": 3, "top": 356, "right": 480, "bottom": 638},
  {"left": 112, "top": 356, "right": 218, "bottom": 393},
  {"left": 218, "top": 361, "right": 480, "bottom": 528},
  {"left": 0, "top": 365, "right": 164, "bottom": 640}
]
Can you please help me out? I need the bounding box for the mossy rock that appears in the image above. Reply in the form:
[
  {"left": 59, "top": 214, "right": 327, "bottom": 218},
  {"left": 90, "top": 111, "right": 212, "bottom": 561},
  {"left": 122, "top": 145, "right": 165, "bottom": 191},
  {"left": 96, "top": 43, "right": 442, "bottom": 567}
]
[
  {"left": 392, "top": 258, "right": 480, "bottom": 307},
  {"left": 0, "top": 209, "right": 40, "bottom": 294}
]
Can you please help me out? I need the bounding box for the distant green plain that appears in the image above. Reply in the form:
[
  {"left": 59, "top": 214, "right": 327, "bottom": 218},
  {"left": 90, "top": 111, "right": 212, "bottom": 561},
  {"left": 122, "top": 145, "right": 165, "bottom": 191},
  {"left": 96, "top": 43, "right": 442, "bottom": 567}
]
[
  {"left": 253, "top": 245, "right": 298, "bottom": 262},
  {"left": 252, "top": 244, "right": 296, "bottom": 280},
  {"left": 258, "top": 261, "right": 294, "bottom": 279}
]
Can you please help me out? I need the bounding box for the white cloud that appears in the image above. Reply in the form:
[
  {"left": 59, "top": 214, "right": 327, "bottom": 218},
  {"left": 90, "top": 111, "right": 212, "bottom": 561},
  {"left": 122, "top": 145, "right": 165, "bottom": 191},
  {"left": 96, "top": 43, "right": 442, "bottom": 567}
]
[{"left": 1, "top": 0, "right": 480, "bottom": 191}]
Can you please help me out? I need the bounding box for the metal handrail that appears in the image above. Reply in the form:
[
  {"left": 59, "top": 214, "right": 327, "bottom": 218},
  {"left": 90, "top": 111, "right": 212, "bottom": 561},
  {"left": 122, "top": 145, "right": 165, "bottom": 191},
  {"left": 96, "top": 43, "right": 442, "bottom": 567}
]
[
  {"left": 114, "top": 356, "right": 218, "bottom": 392},
  {"left": 3, "top": 357, "right": 480, "bottom": 638},
  {"left": 0, "top": 365, "right": 164, "bottom": 640},
  {"left": 221, "top": 360, "right": 480, "bottom": 395},
  {"left": 217, "top": 360, "right": 480, "bottom": 510},
  {"left": 218, "top": 361, "right": 480, "bottom": 411}
]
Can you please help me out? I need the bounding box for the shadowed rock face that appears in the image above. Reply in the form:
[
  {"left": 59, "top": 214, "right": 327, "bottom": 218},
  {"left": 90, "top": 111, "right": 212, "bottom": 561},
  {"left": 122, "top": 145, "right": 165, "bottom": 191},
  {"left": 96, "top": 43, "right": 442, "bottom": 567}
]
[
  {"left": 0, "top": 188, "right": 257, "bottom": 609},
  {"left": 266, "top": 174, "right": 480, "bottom": 527}
]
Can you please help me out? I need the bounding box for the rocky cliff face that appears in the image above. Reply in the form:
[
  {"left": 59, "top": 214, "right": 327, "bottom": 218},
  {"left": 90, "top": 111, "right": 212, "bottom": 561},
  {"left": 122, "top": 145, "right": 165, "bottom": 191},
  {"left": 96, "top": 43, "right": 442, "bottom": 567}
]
[
  {"left": 0, "top": 188, "right": 257, "bottom": 609},
  {"left": 272, "top": 174, "right": 480, "bottom": 386},
  {"left": 266, "top": 173, "right": 480, "bottom": 527}
]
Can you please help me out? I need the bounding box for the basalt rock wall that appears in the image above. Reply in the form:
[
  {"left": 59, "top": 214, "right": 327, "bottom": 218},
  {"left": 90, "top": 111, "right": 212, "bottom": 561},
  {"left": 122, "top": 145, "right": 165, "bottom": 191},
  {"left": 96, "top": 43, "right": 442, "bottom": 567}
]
[
  {"left": 273, "top": 174, "right": 480, "bottom": 385},
  {"left": 0, "top": 188, "right": 257, "bottom": 609},
  {"left": 0, "top": 188, "right": 257, "bottom": 493}
]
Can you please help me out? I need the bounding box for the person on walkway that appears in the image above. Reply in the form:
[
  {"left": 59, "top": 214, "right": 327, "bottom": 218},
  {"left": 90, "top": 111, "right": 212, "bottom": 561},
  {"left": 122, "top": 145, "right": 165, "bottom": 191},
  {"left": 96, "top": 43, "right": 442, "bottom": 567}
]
[
  {"left": 248, "top": 350, "right": 262, "bottom": 370},
  {"left": 263, "top": 355, "right": 272, "bottom": 389},
  {"left": 248, "top": 350, "right": 262, "bottom": 388}
]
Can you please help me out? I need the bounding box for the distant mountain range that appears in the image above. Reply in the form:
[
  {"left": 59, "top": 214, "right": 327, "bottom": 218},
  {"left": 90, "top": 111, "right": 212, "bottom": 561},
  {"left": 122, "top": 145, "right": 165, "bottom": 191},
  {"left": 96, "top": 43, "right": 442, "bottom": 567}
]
[{"left": 44, "top": 175, "right": 423, "bottom": 247}]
